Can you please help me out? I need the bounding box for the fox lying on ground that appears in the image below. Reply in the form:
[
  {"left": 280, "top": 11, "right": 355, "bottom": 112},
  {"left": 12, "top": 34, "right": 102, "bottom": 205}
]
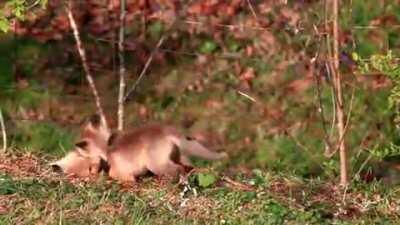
[
  {"left": 51, "top": 115, "right": 110, "bottom": 177},
  {"left": 51, "top": 115, "right": 227, "bottom": 182}
]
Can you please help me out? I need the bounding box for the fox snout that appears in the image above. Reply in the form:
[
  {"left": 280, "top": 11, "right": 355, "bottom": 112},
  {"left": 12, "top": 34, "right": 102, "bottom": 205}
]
[
  {"left": 51, "top": 164, "right": 63, "bottom": 173},
  {"left": 49, "top": 151, "right": 93, "bottom": 177}
]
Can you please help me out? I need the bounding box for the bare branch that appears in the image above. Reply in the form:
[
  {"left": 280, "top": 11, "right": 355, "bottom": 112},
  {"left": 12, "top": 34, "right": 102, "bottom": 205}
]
[
  {"left": 310, "top": 25, "right": 335, "bottom": 157},
  {"left": 237, "top": 90, "right": 256, "bottom": 102},
  {"left": 246, "top": 0, "right": 259, "bottom": 22},
  {"left": 117, "top": 0, "right": 127, "bottom": 131},
  {"left": 325, "top": 85, "right": 356, "bottom": 158},
  {"left": 0, "top": 109, "right": 6, "bottom": 152},
  {"left": 124, "top": 36, "right": 165, "bottom": 102},
  {"left": 123, "top": 0, "right": 195, "bottom": 102},
  {"left": 66, "top": 1, "right": 108, "bottom": 130}
]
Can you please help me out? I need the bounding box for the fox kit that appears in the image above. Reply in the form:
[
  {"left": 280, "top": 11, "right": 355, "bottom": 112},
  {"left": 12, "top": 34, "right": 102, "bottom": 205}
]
[
  {"left": 51, "top": 114, "right": 227, "bottom": 182},
  {"left": 106, "top": 124, "right": 227, "bottom": 182},
  {"left": 51, "top": 114, "right": 110, "bottom": 177}
]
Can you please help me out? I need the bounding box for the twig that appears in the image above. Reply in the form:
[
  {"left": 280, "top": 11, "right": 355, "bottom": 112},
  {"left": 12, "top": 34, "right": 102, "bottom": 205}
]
[
  {"left": 124, "top": 0, "right": 195, "bottom": 102},
  {"left": 324, "top": 0, "right": 337, "bottom": 141},
  {"left": 325, "top": 84, "right": 356, "bottom": 158},
  {"left": 340, "top": 84, "right": 356, "bottom": 144},
  {"left": 222, "top": 176, "right": 254, "bottom": 191},
  {"left": 237, "top": 90, "right": 256, "bottom": 102},
  {"left": 0, "top": 109, "right": 6, "bottom": 152},
  {"left": 117, "top": 0, "right": 127, "bottom": 131},
  {"left": 66, "top": 1, "right": 108, "bottom": 130},
  {"left": 354, "top": 154, "right": 372, "bottom": 181},
  {"left": 310, "top": 25, "right": 335, "bottom": 157},
  {"left": 342, "top": 184, "right": 348, "bottom": 204},
  {"left": 123, "top": 36, "right": 165, "bottom": 102},
  {"left": 246, "top": 0, "right": 259, "bottom": 22},
  {"left": 328, "top": 63, "right": 337, "bottom": 138}
]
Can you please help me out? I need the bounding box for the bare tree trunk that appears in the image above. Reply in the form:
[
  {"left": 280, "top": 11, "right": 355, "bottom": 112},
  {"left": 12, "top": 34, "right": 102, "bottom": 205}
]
[
  {"left": 332, "top": 0, "right": 348, "bottom": 186},
  {"left": 67, "top": 1, "right": 108, "bottom": 130},
  {"left": 0, "top": 109, "right": 6, "bottom": 152},
  {"left": 117, "top": 0, "right": 126, "bottom": 131}
]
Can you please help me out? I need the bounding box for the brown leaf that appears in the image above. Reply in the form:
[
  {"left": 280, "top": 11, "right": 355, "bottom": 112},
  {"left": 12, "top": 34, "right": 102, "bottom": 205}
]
[
  {"left": 239, "top": 67, "right": 256, "bottom": 81},
  {"left": 285, "top": 77, "right": 313, "bottom": 93},
  {"left": 280, "top": 7, "right": 300, "bottom": 27},
  {"left": 205, "top": 99, "right": 223, "bottom": 109}
]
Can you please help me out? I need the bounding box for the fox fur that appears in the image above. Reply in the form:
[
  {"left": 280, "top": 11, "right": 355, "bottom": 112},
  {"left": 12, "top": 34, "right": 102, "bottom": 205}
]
[
  {"left": 51, "top": 115, "right": 227, "bottom": 182},
  {"left": 106, "top": 124, "right": 227, "bottom": 182}
]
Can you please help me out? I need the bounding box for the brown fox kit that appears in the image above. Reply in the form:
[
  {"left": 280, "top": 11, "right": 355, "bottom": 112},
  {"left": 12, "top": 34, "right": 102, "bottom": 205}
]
[
  {"left": 106, "top": 124, "right": 227, "bottom": 182},
  {"left": 51, "top": 115, "right": 227, "bottom": 182}
]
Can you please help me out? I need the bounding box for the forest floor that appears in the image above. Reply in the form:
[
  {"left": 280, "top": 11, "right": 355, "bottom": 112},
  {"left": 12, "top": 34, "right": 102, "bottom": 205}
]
[{"left": 1, "top": 151, "right": 399, "bottom": 225}]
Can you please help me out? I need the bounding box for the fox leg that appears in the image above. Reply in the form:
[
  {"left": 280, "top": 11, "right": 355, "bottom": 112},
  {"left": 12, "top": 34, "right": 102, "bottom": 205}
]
[
  {"left": 109, "top": 166, "right": 136, "bottom": 183},
  {"left": 179, "top": 155, "right": 194, "bottom": 173},
  {"left": 146, "top": 161, "right": 184, "bottom": 177},
  {"left": 147, "top": 144, "right": 185, "bottom": 177}
]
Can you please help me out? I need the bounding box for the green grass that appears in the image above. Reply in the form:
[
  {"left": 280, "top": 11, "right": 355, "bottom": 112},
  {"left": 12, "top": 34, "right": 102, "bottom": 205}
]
[
  {"left": 1, "top": 152, "right": 400, "bottom": 225},
  {"left": 10, "top": 121, "right": 75, "bottom": 156}
]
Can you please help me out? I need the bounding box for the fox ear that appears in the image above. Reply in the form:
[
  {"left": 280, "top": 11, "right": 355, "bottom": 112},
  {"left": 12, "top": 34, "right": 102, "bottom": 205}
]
[
  {"left": 185, "top": 136, "right": 195, "bottom": 141},
  {"left": 75, "top": 141, "right": 88, "bottom": 150},
  {"left": 107, "top": 132, "right": 118, "bottom": 146},
  {"left": 89, "top": 114, "right": 101, "bottom": 128}
]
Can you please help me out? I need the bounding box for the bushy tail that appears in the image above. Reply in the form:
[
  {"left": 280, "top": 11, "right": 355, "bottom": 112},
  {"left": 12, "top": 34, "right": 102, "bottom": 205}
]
[{"left": 170, "top": 136, "right": 227, "bottom": 160}]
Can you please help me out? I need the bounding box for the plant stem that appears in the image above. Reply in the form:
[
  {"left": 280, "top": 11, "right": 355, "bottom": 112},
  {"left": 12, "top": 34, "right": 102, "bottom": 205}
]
[
  {"left": 117, "top": 0, "right": 126, "bottom": 131},
  {"left": 66, "top": 1, "right": 108, "bottom": 131},
  {"left": 332, "top": 0, "right": 348, "bottom": 186}
]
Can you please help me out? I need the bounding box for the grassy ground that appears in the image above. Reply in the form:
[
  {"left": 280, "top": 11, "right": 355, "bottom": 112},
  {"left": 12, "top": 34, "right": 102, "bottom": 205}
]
[
  {"left": 2, "top": 1, "right": 400, "bottom": 224},
  {"left": 1, "top": 151, "right": 399, "bottom": 225}
]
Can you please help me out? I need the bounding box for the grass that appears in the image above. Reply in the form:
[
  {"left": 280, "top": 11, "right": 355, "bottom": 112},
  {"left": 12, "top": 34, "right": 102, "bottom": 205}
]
[{"left": 0, "top": 151, "right": 400, "bottom": 225}]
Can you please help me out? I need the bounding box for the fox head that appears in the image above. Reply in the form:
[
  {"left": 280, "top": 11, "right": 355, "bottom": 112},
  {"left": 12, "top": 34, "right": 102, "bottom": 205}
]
[
  {"left": 80, "top": 114, "right": 111, "bottom": 151},
  {"left": 51, "top": 114, "right": 111, "bottom": 177},
  {"left": 51, "top": 141, "right": 93, "bottom": 177}
]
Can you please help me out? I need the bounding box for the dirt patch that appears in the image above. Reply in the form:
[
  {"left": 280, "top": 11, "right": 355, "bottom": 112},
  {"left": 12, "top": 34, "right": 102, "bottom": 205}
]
[
  {"left": 0, "top": 152, "right": 48, "bottom": 178},
  {"left": 0, "top": 152, "right": 100, "bottom": 185},
  {"left": 0, "top": 195, "right": 14, "bottom": 215}
]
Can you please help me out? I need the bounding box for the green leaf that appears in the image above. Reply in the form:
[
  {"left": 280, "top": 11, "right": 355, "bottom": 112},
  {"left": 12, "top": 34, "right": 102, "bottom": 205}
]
[
  {"left": 40, "top": 0, "right": 48, "bottom": 8},
  {"left": 351, "top": 52, "right": 359, "bottom": 61},
  {"left": 200, "top": 40, "right": 218, "bottom": 54},
  {"left": 197, "top": 172, "right": 217, "bottom": 188},
  {"left": 0, "top": 18, "right": 9, "bottom": 33},
  {"left": 149, "top": 22, "right": 163, "bottom": 38}
]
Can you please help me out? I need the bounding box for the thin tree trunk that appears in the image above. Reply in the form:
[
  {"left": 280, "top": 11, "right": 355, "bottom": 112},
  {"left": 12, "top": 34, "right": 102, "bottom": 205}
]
[
  {"left": 332, "top": 0, "right": 348, "bottom": 185},
  {"left": 117, "top": 0, "right": 126, "bottom": 131},
  {"left": 0, "top": 109, "right": 6, "bottom": 152},
  {"left": 67, "top": 1, "right": 108, "bottom": 130}
]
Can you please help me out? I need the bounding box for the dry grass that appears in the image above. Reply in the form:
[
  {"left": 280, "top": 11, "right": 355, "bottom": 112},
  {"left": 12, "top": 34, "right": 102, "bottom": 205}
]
[{"left": 0, "top": 152, "right": 400, "bottom": 224}]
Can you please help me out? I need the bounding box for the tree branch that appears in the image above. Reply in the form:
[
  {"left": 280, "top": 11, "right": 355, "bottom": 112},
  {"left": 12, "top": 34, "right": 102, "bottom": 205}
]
[
  {"left": 123, "top": 36, "right": 165, "bottom": 102},
  {"left": 123, "top": 0, "right": 194, "bottom": 102},
  {"left": 0, "top": 109, "right": 6, "bottom": 152},
  {"left": 66, "top": 1, "right": 108, "bottom": 130},
  {"left": 117, "top": 0, "right": 126, "bottom": 131}
]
